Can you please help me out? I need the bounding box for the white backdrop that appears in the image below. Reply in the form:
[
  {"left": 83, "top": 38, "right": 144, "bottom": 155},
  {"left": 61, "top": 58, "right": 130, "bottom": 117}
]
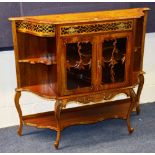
[{"left": 0, "top": 33, "right": 155, "bottom": 128}]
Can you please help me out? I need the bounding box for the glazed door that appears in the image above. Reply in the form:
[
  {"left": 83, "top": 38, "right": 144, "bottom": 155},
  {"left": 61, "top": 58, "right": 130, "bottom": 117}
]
[
  {"left": 61, "top": 36, "right": 96, "bottom": 95},
  {"left": 97, "top": 33, "right": 132, "bottom": 90}
]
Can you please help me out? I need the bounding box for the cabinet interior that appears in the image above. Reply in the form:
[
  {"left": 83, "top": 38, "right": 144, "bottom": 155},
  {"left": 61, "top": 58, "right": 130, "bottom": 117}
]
[{"left": 66, "top": 42, "right": 92, "bottom": 90}]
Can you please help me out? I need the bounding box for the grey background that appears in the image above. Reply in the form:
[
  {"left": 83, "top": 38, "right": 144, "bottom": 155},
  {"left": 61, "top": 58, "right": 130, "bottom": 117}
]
[{"left": 0, "top": 2, "right": 154, "bottom": 49}]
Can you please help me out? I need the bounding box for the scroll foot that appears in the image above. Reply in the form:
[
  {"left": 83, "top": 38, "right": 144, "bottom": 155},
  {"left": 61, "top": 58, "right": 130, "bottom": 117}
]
[
  {"left": 127, "top": 118, "right": 134, "bottom": 134},
  {"left": 54, "top": 143, "right": 59, "bottom": 150},
  {"left": 129, "top": 128, "right": 134, "bottom": 134},
  {"left": 54, "top": 130, "right": 61, "bottom": 149},
  {"left": 17, "top": 124, "right": 23, "bottom": 136}
]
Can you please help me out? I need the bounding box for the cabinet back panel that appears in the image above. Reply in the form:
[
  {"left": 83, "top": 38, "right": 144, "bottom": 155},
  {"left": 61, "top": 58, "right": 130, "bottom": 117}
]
[
  {"left": 48, "top": 64, "right": 57, "bottom": 91},
  {"left": 19, "top": 63, "right": 54, "bottom": 87},
  {"left": 17, "top": 32, "right": 56, "bottom": 59}
]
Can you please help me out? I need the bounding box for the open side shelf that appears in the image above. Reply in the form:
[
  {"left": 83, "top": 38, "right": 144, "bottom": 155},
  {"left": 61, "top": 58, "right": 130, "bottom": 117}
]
[
  {"left": 18, "top": 55, "right": 56, "bottom": 65},
  {"left": 16, "top": 84, "right": 57, "bottom": 99},
  {"left": 22, "top": 98, "right": 131, "bottom": 131}
]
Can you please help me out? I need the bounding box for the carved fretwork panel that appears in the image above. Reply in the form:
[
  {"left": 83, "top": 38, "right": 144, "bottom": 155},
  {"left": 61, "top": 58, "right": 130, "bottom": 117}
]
[
  {"left": 15, "top": 20, "right": 133, "bottom": 37},
  {"left": 66, "top": 42, "right": 92, "bottom": 90},
  {"left": 60, "top": 20, "right": 133, "bottom": 36},
  {"left": 102, "top": 37, "right": 127, "bottom": 84},
  {"left": 16, "top": 21, "right": 55, "bottom": 37}
]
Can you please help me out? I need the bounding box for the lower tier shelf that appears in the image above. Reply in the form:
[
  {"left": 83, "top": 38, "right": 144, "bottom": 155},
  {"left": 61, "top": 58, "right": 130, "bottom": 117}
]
[{"left": 22, "top": 98, "right": 131, "bottom": 131}]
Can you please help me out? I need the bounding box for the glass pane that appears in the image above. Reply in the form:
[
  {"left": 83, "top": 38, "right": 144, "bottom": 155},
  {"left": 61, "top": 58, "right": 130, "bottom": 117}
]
[
  {"left": 66, "top": 42, "right": 92, "bottom": 90},
  {"left": 102, "top": 37, "right": 127, "bottom": 84}
]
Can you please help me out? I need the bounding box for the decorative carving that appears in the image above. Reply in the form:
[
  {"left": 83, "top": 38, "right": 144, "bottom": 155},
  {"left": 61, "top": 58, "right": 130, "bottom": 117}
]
[
  {"left": 62, "top": 89, "right": 130, "bottom": 107},
  {"left": 16, "top": 20, "right": 55, "bottom": 37},
  {"left": 61, "top": 20, "right": 133, "bottom": 36}
]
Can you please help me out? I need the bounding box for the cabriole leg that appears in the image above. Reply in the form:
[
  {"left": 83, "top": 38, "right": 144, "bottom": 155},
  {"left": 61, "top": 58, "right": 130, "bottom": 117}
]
[
  {"left": 136, "top": 74, "right": 144, "bottom": 115},
  {"left": 54, "top": 100, "right": 62, "bottom": 149},
  {"left": 14, "top": 91, "right": 23, "bottom": 136},
  {"left": 126, "top": 89, "right": 136, "bottom": 134}
]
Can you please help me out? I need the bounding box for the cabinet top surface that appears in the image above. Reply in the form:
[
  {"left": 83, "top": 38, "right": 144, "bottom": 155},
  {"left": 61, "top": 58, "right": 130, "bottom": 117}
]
[{"left": 9, "top": 8, "right": 149, "bottom": 24}]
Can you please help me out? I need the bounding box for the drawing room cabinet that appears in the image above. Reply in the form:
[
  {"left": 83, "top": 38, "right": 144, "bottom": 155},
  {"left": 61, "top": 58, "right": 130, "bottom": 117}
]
[{"left": 9, "top": 8, "right": 149, "bottom": 149}]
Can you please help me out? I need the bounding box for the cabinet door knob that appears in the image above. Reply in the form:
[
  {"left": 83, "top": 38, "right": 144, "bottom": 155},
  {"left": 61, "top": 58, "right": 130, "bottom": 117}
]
[{"left": 97, "top": 60, "right": 101, "bottom": 69}]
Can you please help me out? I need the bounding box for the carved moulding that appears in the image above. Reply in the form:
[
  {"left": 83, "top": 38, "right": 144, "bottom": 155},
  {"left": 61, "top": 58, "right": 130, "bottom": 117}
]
[
  {"left": 60, "top": 88, "right": 131, "bottom": 108},
  {"left": 60, "top": 20, "right": 133, "bottom": 36}
]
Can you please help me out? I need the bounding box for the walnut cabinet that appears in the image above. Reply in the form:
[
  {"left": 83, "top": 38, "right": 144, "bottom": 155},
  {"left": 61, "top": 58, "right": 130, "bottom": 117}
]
[{"left": 9, "top": 8, "right": 149, "bottom": 149}]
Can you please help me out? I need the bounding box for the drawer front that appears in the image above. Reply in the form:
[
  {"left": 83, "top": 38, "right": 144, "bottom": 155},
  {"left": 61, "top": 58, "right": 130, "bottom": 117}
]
[{"left": 60, "top": 20, "right": 133, "bottom": 36}]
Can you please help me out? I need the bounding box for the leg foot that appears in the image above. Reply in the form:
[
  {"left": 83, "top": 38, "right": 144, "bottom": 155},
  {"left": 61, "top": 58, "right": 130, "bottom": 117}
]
[
  {"left": 136, "top": 104, "right": 140, "bottom": 115},
  {"left": 128, "top": 128, "right": 134, "bottom": 134},
  {"left": 127, "top": 118, "right": 134, "bottom": 134},
  {"left": 17, "top": 124, "right": 23, "bottom": 136},
  {"left": 54, "top": 130, "right": 61, "bottom": 149},
  {"left": 54, "top": 144, "right": 58, "bottom": 150}
]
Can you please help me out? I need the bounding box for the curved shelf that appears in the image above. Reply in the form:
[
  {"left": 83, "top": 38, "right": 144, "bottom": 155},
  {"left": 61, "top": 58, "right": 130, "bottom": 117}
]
[
  {"left": 18, "top": 56, "right": 56, "bottom": 65},
  {"left": 16, "top": 84, "right": 57, "bottom": 99}
]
